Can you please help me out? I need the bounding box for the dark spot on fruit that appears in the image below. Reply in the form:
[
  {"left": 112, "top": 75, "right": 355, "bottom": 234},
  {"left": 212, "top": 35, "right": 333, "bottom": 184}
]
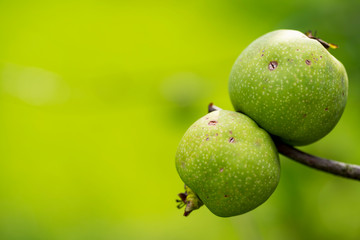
[
  {"left": 268, "top": 61, "right": 278, "bottom": 71},
  {"left": 261, "top": 54, "right": 264, "bottom": 57},
  {"left": 229, "top": 137, "right": 235, "bottom": 143},
  {"left": 342, "top": 91, "right": 345, "bottom": 96},
  {"left": 325, "top": 107, "right": 328, "bottom": 111},
  {"left": 220, "top": 168, "right": 224, "bottom": 173},
  {"left": 206, "top": 196, "right": 209, "bottom": 199},
  {"left": 320, "top": 56, "right": 322, "bottom": 58},
  {"left": 206, "top": 137, "right": 209, "bottom": 141},
  {"left": 305, "top": 60, "right": 311, "bottom": 65},
  {"left": 296, "top": 49, "right": 299, "bottom": 51},
  {"left": 303, "top": 114, "right": 307, "bottom": 118},
  {"left": 224, "top": 195, "right": 229, "bottom": 198},
  {"left": 208, "top": 120, "right": 217, "bottom": 126}
]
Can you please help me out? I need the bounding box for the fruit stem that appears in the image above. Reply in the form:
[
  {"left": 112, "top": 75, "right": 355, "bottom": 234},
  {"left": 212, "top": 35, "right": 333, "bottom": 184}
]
[
  {"left": 208, "top": 103, "right": 360, "bottom": 181},
  {"left": 176, "top": 185, "right": 203, "bottom": 216}
]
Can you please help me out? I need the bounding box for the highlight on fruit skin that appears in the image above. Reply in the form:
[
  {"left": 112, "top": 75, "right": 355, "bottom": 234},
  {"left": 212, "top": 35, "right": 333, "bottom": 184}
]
[
  {"left": 175, "top": 110, "right": 280, "bottom": 217},
  {"left": 229, "top": 29, "right": 348, "bottom": 146}
]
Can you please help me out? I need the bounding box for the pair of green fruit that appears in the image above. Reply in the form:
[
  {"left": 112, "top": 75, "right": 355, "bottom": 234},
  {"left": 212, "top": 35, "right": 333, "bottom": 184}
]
[{"left": 175, "top": 29, "right": 348, "bottom": 217}]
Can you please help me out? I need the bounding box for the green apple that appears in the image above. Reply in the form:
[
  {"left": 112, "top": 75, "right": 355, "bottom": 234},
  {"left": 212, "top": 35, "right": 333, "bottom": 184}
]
[
  {"left": 229, "top": 29, "right": 348, "bottom": 146},
  {"left": 175, "top": 110, "right": 280, "bottom": 217}
]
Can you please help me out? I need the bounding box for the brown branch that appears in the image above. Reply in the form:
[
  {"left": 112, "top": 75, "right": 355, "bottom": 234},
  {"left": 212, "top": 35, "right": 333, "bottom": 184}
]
[
  {"left": 274, "top": 139, "right": 360, "bottom": 180},
  {"left": 208, "top": 103, "right": 360, "bottom": 181}
]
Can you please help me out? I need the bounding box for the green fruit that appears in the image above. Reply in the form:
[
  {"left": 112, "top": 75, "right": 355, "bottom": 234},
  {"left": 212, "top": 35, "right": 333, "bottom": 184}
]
[
  {"left": 229, "top": 29, "right": 348, "bottom": 146},
  {"left": 175, "top": 110, "right": 280, "bottom": 217}
]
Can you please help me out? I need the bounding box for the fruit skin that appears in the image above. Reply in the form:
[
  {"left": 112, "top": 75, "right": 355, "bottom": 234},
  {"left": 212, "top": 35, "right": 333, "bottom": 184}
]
[
  {"left": 229, "top": 29, "right": 348, "bottom": 146},
  {"left": 175, "top": 110, "right": 280, "bottom": 217}
]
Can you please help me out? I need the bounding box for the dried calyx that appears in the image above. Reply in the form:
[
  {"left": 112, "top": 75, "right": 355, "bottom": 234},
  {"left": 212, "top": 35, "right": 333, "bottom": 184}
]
[
  {"left": 305, "top": 30, "right": 338, "bottom": 50},
  {"left": 176, "top": 185, "right": 203, "bottom": 216}
]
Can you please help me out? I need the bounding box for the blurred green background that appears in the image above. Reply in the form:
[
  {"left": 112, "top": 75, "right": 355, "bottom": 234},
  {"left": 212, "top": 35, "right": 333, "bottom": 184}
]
[{"left": 0, "top": 0, "right": 359, "bottom": 239}]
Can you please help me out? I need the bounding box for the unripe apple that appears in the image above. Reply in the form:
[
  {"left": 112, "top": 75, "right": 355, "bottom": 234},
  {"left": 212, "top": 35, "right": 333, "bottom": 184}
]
[
  {"left": 229, "top": 29, "right": 348, "bottom": 146},
  {"left": 175, "top": 110, "right": 280, "bottom": 217}
]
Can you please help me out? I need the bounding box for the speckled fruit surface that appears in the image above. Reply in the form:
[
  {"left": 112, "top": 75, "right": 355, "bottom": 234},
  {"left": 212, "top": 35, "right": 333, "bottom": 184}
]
[
  {"left": 229, "top": 29, "right": 348, "bottom": 146},
  {"left": 175, "top": 110, "right": 280, "bottom": 217}
]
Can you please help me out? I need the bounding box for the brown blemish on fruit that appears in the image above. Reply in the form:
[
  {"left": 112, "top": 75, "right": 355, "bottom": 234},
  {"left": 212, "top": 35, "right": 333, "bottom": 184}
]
[
  {"left": 229, "top": 137, "right": 235, "bottom": 143},
  {"left": 296, "top": 49, "right": 299, "bottom": 51},
  {"left": 206, "top": 137, "right": 209, "bottom": 141},
  {"left": 342, "top": 91, "right": 345, "bottom": 96},
  {"left": 220, "top": 168, "right": 224, "bottom": 173},
  {"left": 303, "top": 114, "right": 307, "bottom": 118},
  {"left": 268, "top": 61, "right": 278, "bottom": 71},
  {"left": 305, "top": 60, "right": 311, "bottom": 65},
  {"left": 261, "top": 54, "right": 264, "bottom": 57},
  {"left": 224, "top": 195, "right": 229, "bottom": 198},
  {"left": 320, "top": 56, "right": 323, "bottom": 58},
  {"left": 208, "top": 120, "right": 217, "bottom": 126},
  {"left": 325, "top": 107, "right": 328, "bottom": 111}
]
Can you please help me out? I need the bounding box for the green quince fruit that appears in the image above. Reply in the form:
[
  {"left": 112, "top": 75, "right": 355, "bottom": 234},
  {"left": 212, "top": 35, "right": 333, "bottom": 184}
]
[
  {"left": 229, "top": 29, "right": 348, "bottom": 146},
  {"left": 175, "top": 110, "right": 280, "bottom": 217}
]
